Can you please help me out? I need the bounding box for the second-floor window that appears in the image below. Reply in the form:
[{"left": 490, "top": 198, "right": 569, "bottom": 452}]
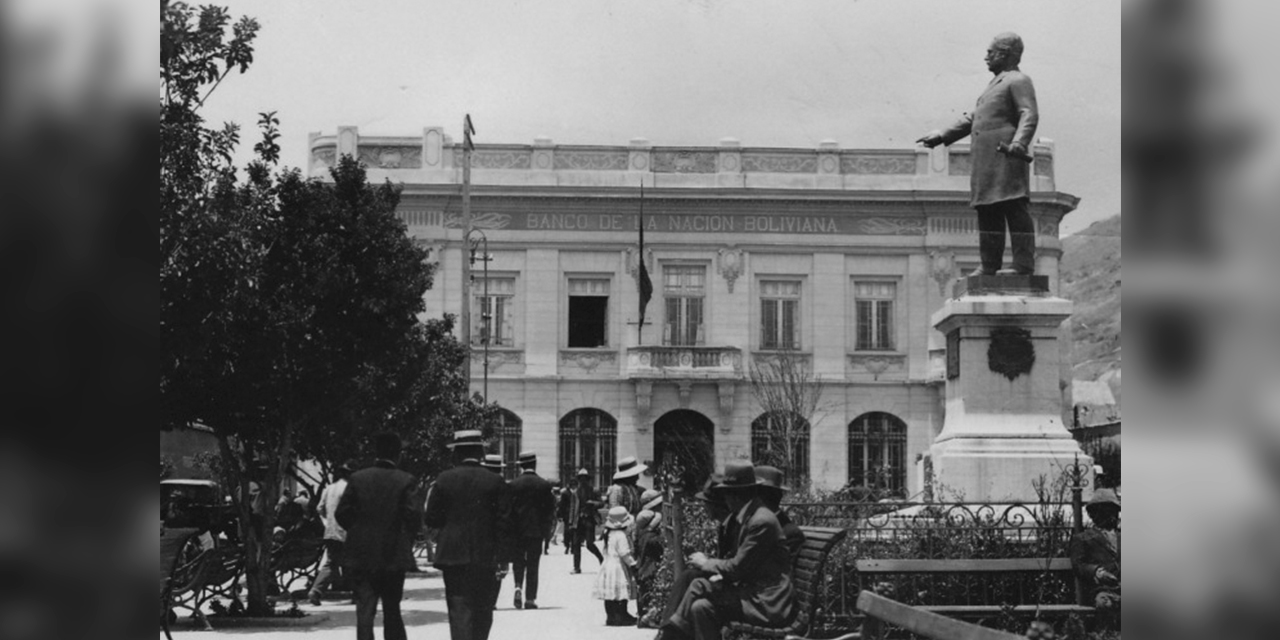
[
  {"left": 568, "top": 278, "right": 610, "bottom": 348},
  {"left": 474, "top": 277, "right": 515, "bottom": 346},
  {"left": 854, "top": 281, "right": 896, "bottom": 351},
  {"left": 663, "top": 265, "right": 705, "bottom": 346},
  {"left": 760, "top": 280, "right": 801, "bottom": 350}
]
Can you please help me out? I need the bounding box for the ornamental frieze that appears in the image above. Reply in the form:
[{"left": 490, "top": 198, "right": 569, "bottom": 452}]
[
  {"left": 559, "top": 350, "right": 618, "bottom": 373},
  {"left": 357, "top": 145, "right": 422, "bottom": 169},
  {"left": 741, "top": 153, "right": 817, "bottom": 174},
  {"left": 651, "top": 151, "right": 717, "bottom": 173},
  {"left": 454, "top": 149, "right": 533, "bottom": 170},
  {"left": 948, "top": 152, "right": 971, "bottom": 176},
  {"left": 1034, "top": 155, "right": 1054, "bottom": 177},
  {"left": 840, "top": 154, "right": 916, "bottom": 175},
  {"left": 471, "top": 349, "right": 524, "bottom": 372},
  {"left": 554, "top": 151, "right": 629, "bottom": 171},
  {"left": 311, "top": 147, "right": 336, "bottom": 171}
]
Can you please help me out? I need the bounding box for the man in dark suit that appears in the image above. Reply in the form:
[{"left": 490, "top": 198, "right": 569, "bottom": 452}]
[
  {"left": 918, "top": 32, "right": 1040, "bottom": 276},
  {"left": 565, "top": 468, "right": 603, "bottom": 573},
  {"left": 507, "top": 451, "right": 555, "bottom": 610},
  {"left": 1069, "top": 489, "right": 1121, "bottom": 629},
  {"left": 424, "top": 430, "right": 513, "bottom": 640},
  {"left": 661, "top": 461, "right": 795, "bottom": 640},
  {"left": 335, "top": 433, "right": 423, "bottom": 640},
  {"left": 754, "top": 466, "right": 805, "bottom": 563}
]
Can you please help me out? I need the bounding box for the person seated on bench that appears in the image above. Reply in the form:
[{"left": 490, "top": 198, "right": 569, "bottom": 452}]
[
  {"left": 754, "top": 465, "right": 806, "bottom": 563},
  {"left": 657, "top": 474, "right": 730, "bottom": 632},
  {"left": 659, "top": 460, "right": 795, "bottom": 640},
  {"left": 1069, "top": 488, "right": 1121, "bottom": 626}
]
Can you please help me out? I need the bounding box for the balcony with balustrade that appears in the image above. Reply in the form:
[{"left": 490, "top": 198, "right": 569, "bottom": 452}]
[{"left": 624, "top": 345, "right": 743, "bottom": 381}]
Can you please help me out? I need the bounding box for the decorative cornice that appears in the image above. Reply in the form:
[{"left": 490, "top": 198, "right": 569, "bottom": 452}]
[
  {"left": 847, "top": 353, "right": 907, "bottom": 380},
  {"left": 471, "top": 349, "right": 524, "bottom": 372},
  {"left": 559, "top": 350, "right": 618, "bottom": 373}
]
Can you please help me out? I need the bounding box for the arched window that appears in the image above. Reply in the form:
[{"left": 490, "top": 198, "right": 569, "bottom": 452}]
[
  {"left": 750, "top": 411, "right": 810, "bottom": 485},
  {"left": 558, "top": 408, "right": 617, "bottom": 489},
  {"left": 848, "top": 412, "right": 907, "bottom": 496},
  {"left": 493, "top": 409, "right": 523, "bottom": 481}
]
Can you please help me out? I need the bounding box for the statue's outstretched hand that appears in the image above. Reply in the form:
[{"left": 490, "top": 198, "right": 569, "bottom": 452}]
[{"left": 916, "top": 131, "right": 943, "bottom": 148}]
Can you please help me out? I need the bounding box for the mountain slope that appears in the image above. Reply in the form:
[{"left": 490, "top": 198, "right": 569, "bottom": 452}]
[{"left": 1060, "top": 214, "right": 1121, "bottom": 404}]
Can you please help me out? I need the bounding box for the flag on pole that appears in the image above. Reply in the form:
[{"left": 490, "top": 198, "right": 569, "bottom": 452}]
[{"left": 638, "top": 185, "right": 653, "bottom": 323}]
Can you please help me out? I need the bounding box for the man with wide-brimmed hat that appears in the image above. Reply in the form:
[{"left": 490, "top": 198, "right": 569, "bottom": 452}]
[
  {"left": 1069, "top": 488, "right": 1121, "bottom": 627},
  {"left": 424, "top": 430, "right": 514, "bottom": 640},
  {"left": 659, "top": 473, "right": 730, "bottom": 627},
  {"left": 507, "top": 451, "right": 555, "bottom": 610},
  {"left": 564, "top": 468, "right": 604, "bottom": 573},
  {"left": 661, "top": 460, "right": 795, "bottom": 640},
  {"left": 754, "top": 465, "right": 806, "bottom": 563},
  {"left": 607, "top": 456, "right": 649, "bottom": 515}
]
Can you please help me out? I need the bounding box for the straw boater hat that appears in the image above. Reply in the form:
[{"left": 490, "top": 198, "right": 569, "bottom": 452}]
[
  {"left": 612, "top": 456, "right": 648, "bottom": 480},
  {"left": 481, "top": 454, "right": 505, "bottom": 469},
  {"left": 517, "top": 451, "right": 537, "bottom": 466},
  {"left": 576, "top": 468, "right": 590, "bottom": 478},
  {"left": 640, "top": 488, "right": 663, "bottom": 511},
  {"left": 754, "top": 465, "right": 791, "bottom": 494},
  {"left": 717, "top": 459, "right": 764, "bottom": 491},
  {"left": 605, "top": 505, "right": 633, "bottom": 529},
  {"left": 445, "top": 430, "right": 485, "bottom": 449}
]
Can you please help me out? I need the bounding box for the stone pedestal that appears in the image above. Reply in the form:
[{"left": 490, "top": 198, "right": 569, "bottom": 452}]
[{"left": 930, "top": 276, "right": 1090, "bottom": 502}]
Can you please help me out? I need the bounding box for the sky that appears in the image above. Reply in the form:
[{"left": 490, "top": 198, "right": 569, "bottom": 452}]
[{"left": 201, "top": 0, "right": 1121, "bottom": 236}]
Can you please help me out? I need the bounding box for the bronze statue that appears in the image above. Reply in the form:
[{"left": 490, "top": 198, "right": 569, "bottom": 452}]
[{"left": 918, "top": 32, "right": 1039, "bottom": 276}]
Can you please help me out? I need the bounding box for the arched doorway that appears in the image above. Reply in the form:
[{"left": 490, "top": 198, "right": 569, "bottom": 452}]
[{"left": 653, "top": 409, "right": 715, "bottom": 493}]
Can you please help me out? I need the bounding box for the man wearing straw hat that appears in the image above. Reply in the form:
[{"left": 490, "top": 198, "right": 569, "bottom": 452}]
[
  {"left": 660, "top": 460, "right": 794, "bottom": 640},
  {"left": 565, "top": 468, "right": 604, "bottom": 573},
  {"left": 507, "top": 451, "right": 555, "bottom": 610},
  {"left": 424, "top": 430, "right": 513, "bottom": 640}
]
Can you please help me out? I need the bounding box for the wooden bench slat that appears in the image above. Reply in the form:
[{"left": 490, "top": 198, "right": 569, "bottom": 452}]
[
  {"left": 856, "top": 591, "right": 1025, "bottom": 640},
  {"left": 854, "top": 558, "right": 1074, "bottom": 573},
  {"left": 919, "top": 605, "right": 1096, "bottom": 614}
]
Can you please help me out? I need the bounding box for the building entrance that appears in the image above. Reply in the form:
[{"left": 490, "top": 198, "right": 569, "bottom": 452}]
[{"left": 653, "top": 409, "right": 715, "bottom": 493}]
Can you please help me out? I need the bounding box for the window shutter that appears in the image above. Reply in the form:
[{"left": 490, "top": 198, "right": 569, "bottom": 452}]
[{"left": 761, "top": 299, "right": 777, "bottom": 349}]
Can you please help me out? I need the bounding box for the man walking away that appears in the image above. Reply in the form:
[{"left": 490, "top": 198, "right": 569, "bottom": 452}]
[
  {"left": 508, "top": 451, "right": 556, "bottom": 609},
  {"left": 308, "top": 460, "right": 356, "bottom": 606},
  {"left": 335, "top": 434, "right": 422, "bottom": 640},
  {"left": 425, "top": 430, "right": 514, "bottom": 640},
  {"left": 567, "top": 468, "right": 604, "bottom": 573}
]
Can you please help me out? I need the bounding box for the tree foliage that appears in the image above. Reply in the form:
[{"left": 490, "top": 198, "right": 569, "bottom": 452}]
[{"left": 160, "top": 1, "right": 493, "bottom": 613}]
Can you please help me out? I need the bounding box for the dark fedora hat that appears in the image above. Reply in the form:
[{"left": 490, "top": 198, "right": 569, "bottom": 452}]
[
  {"left": 717, "top": 459, "right": 764, "bottom": 491},
  {"left": 754, "top": 465, "right": 791, "bottom": 493},
  {"left": 694, "top": 473, "right": 726, "bottom": 503},
  {"left": 517, "top": 450, "right": 537, "bottom": 465},
  {"left": 445, "top": 429, "right": 485, "bottom": 449},
  {"left": 481, "top": 454, "right": 505, "bottom": 469},
  {"left": 1086, "top": 488, "right": 1120, "bottom": 511}
]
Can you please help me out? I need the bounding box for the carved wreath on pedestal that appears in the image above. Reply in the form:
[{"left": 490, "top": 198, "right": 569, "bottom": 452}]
[{"left": 988, "top": 327, "right": 1035, "bottom": 381}]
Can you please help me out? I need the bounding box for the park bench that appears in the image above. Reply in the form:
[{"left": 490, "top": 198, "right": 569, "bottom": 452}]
[
  {"left": 726, "top": 525, "right": 848, "bottom": 640},
  {"left": 851, "top": 590, "right": 1027, "bottom": 640},
  {"left": 167, "top": 542, "right": 245, "bottom": 629},
  {"left": 272, "top": 536, "right": 326, "bottom": 595}
]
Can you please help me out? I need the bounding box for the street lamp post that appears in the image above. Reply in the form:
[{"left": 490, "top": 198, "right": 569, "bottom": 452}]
[{"left": 467, "top": 229, "right": 491, "bottom": 401}]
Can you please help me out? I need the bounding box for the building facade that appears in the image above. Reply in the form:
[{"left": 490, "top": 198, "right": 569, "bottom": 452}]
[{"left": 308, "top": 127, "right": 1079, "bottom": 496}]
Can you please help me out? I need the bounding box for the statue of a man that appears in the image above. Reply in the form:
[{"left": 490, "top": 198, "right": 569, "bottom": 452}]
[{"left": 917, "top": 32, "right": 1039, "bottom": 276}]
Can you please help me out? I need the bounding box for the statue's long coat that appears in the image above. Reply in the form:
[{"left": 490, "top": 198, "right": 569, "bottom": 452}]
[{"left": 939, "top": 69, "right": 1039, "bottom": 207}]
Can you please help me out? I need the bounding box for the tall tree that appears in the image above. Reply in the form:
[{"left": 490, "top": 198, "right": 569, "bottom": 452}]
[{"left": 160, "top": 2, "right": 494, "bottom": 613}]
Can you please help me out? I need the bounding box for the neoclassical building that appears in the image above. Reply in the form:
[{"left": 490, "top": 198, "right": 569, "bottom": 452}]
[{"left": 308, "top": 127, "right": 1078, "bottom": 496}]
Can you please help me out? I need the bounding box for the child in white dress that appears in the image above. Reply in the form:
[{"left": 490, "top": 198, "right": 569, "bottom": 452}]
[{"left": 592, "top": 506, "right": 638, "bottom": 626}]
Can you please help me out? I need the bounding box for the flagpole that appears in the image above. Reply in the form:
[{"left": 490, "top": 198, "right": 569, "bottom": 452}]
[{"left": 638, "top": 184, "right": 645, "bottom": 346}]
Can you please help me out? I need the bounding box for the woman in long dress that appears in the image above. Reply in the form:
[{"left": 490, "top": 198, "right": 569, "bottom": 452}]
[{"left": 592, "top": 506, "right": 638, "bottom": 626}]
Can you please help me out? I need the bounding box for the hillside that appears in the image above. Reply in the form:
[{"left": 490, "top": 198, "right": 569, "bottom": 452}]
[{"left": 1060, "top": 214, "right": 1122, "bottom": 404}]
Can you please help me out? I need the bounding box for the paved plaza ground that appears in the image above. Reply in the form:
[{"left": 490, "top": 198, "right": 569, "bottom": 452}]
[{"left": 166, "top": 539, "right": 659, "bottom": 640}]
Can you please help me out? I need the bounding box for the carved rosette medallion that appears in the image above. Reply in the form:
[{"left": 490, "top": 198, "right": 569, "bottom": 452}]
[
  {"left": 717, "top": 246, "right": 743, "bottom": 293},
  {"left": 988, "top": 327, "right": 1035, "bottom": 381}
]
